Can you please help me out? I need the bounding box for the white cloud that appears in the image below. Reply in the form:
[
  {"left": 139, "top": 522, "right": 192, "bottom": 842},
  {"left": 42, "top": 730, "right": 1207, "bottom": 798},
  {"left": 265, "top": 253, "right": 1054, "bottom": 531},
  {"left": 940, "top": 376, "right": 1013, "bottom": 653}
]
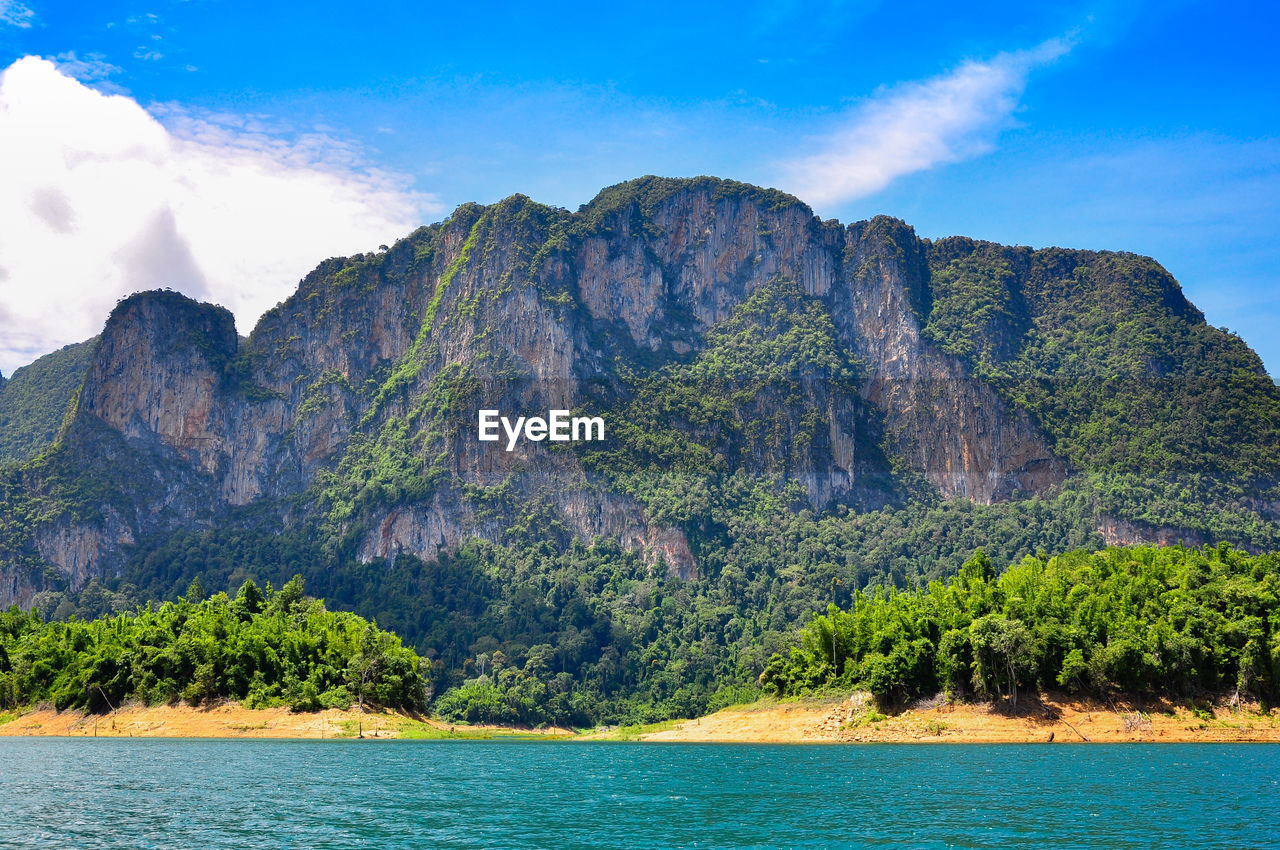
[
  {"left": 0, "top": 0, "right": 34, "bottom": 28},
  {"left": 0, "top": 57, "right": 440, "bottom": 375},
  {"left": 778, "top": 37, "right": 1071, "bottom": 210},
  {"left": 49, "top": 51, "right": 121, "bottom": 84}
]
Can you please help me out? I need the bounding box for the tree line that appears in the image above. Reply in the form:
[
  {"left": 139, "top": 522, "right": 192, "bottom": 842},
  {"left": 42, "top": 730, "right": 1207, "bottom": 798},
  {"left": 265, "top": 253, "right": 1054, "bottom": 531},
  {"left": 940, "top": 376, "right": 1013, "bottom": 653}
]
[
  {"left": 0, "top": 576, "right": 426, "bottom": 713},
  {"left": 762, "top": 543, "right": 1280, "bottom": 707},
  {"left": 9, "top": 541, "right": 1278, "bottom": 725}
]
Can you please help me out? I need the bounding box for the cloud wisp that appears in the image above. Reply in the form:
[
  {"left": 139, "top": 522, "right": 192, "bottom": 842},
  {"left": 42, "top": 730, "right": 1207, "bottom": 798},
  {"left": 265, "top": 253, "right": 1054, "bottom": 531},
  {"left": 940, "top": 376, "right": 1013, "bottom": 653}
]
[
  {"left": 778, "top": 37, "right": 1071, "bottom": 210},
  {"left": 0, "top": 0, "right": 34, "bottom": 29},
  {"left": 0, "top": 57, "right": 439, "bottom": 375},
  {"left": 49, "top": 50, "right": 121, "bottom": 83}
]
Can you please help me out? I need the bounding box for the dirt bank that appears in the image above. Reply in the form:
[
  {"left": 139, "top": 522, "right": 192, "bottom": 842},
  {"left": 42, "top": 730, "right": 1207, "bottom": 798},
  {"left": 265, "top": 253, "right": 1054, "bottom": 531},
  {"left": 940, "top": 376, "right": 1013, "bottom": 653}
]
[
  {"left": 3, "top": 694, "right": 1274, "bottom": 743},
  {"left": 640, "top": 693, "right": 1280, "bottom": 744},
  {"left": 0, "top": 702, "right": 569, "bottom": 739}
]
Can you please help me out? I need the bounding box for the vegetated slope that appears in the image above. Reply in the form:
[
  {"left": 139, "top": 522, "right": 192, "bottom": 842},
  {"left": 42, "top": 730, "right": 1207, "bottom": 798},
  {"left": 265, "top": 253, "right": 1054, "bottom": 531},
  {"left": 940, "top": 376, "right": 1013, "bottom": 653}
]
[
  {"left": 923, "top": 240, "right": 1280, "bottom": 539},
  {"left": 0, "top": 176, "right": 1277, "bottom": 725},
  {"left": 763, "top": 543, "right": 1280, "bottom": 708},
  {"left": 0, "top": 338, "right": 98, "bottom": 465}
]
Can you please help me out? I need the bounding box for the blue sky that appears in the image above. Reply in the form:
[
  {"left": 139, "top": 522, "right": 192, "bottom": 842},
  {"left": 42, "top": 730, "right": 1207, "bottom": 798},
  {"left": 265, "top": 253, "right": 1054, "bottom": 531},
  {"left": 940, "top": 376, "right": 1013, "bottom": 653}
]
[{"left": 0, "top": 0, "right": 1277, "bottom": 377}]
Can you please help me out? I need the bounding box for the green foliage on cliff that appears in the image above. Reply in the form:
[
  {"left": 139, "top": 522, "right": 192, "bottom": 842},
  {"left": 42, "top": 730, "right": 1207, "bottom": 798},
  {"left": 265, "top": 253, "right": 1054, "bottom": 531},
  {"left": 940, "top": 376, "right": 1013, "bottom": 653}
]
[
  {"left": 924, "top": 241, "right": 1280, "bottom": 541},
  {"left": 578, "top": 175, "right": 808, "bottom": 236},
  {"left": 762, "top": 543, "right": 1280, "bottom": 706},
  {"left": 318, "top": 362, "right": 480, "bottom": 537},
  {"left": 0, "top": 338, "right": 97, "bottom": 466},
  {"left": 0, "top": 576, "right": 425, "bottom": 713},
  {"left": 577, "top": 276, "right": 892, "bottom": 532}
]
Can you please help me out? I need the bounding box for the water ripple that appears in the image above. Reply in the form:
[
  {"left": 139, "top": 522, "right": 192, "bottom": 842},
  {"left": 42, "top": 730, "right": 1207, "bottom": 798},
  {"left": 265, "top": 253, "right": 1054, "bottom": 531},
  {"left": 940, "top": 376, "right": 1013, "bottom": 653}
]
[{"left": 0, "top": 740, "right": 1276, "bottom": 848}]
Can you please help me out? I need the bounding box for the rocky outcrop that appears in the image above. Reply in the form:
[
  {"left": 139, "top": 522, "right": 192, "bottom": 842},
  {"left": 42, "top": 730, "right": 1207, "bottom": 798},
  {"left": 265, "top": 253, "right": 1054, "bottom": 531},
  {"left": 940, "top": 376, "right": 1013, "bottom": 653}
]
[
  {"left": 355, "top": 470, "right": 698, "bottom": 579},
  {"left": 78, "top": 291, "right": 236, "bottom": 477},
  {"left": 0, "top": 563, "right": 40, "bottom": 611},
  {"left": 574, "top": 182, "right": 838, "bottom": 348},
  {"left": 828, "top": 217, "right": 1067, "bottom": 502},
  {"left": 1097, "top": 515, "right": 1209, "bottom": 548},
  {"left": 34, "top": 509, "right": 135, "bottom": 593}
]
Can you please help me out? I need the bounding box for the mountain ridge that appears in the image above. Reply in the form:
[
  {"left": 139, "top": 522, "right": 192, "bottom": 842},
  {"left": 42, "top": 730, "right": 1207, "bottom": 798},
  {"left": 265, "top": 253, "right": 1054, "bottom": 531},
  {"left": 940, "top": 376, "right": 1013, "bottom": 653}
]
[{"left": 0, "top": 176, "right": 1276, "bottom": 668}]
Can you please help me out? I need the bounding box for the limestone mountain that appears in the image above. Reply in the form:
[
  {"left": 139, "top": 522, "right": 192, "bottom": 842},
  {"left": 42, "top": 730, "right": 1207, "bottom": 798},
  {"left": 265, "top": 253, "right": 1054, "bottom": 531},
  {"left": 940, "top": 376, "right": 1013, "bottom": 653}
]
[{"left": 1, "top": 178, "right": 1277, "bottom": 703}]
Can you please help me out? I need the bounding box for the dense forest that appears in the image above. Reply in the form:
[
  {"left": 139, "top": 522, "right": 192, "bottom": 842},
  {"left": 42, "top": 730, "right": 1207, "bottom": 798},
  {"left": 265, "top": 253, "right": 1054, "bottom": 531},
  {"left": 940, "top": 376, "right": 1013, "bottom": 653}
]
[
  {"left": 763, "top": 543, "right": 1280, "bottom": 708},
  {"left": 8, "top": 543, "right": 1275, "bottom": 726},
  {"left": 0, "top": 576, "right": 425, "bottom": 714},
  {"left": 22, "top": 487, "right": 1104, "bottom": 726}
]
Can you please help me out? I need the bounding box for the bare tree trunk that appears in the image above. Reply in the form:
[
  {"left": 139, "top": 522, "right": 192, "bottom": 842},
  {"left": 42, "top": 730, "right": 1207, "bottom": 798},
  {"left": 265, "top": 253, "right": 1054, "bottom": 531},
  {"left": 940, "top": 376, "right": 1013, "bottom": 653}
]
[{"left": 1008, "top": 659, "right": 1017, "bottom": 709}]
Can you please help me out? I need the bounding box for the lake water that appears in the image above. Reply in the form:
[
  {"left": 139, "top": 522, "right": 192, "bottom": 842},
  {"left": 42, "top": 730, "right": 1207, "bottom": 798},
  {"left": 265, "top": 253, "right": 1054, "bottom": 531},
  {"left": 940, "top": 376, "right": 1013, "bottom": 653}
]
[{"left": 0, "top": 740, "right": 1276, "bottom": 848}]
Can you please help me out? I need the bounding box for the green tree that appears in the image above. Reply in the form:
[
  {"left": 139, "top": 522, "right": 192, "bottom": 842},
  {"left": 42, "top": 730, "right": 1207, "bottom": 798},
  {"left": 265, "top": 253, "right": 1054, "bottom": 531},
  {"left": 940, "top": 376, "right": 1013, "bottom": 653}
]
[{"left": 969, "top": 614, "right": 1033, "bottom": 707}]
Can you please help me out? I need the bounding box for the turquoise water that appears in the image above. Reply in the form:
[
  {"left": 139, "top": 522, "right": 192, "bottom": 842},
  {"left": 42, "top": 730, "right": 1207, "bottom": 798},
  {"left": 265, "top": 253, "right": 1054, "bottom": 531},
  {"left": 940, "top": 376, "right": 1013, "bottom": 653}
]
[{"left": 0, "top": 741, "right": 1276, "bottom": 848}]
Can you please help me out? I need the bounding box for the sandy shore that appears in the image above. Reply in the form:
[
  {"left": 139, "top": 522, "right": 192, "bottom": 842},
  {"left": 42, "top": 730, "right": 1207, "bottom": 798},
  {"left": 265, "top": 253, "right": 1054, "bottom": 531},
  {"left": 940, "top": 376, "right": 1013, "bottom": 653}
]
[
  {"left": 0, "top": 702, "right": 570, "bottom": 740},
  {"left": 2, "top": 693, "right": 1275, "bottom": 743},
  {"left": 640, "top": 693, "right": 1280, "bottom": 744},
  {"left": 0, "top": 702, "right": 416, "bottom": 739}
]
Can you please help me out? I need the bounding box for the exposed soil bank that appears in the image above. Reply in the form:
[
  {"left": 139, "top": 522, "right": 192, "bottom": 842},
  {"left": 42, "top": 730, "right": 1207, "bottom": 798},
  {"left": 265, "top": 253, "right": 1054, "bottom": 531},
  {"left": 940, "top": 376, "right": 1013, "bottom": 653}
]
[
  {"left": 2, "top": 693, "right": 1275, "bottom": 743},
  {"left": 640, "top": 693, "right": 1280, "bottom": 743},
  {"left": 0, "top": 703, "right": 570, "bottom": 739}
]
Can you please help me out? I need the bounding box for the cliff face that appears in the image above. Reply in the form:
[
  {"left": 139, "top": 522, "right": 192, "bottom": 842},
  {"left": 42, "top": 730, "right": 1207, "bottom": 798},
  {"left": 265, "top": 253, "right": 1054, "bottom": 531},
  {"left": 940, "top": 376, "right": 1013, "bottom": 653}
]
[
  {"left": 79, "top": 292, "right": 236, "bottom": 477},
  {"left": 2, "top": 175, "right": 1276, "bottom": 607},
  {"left": 831, "top": 218, "right": 1065, "bottom": 502}
]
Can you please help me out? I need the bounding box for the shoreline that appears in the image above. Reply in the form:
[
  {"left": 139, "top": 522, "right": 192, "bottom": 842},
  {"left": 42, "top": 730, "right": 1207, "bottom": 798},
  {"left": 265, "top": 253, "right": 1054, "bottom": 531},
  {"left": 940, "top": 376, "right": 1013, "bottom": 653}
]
[
  {"left": 1, "top": 693, "right": 1276, "bottom": 743},
  {"left": 0, "top": 702, "right": 572, "bottom": 740},
  {"left": 629, "top": 692, "right": 1280, "bottom": 744}
]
